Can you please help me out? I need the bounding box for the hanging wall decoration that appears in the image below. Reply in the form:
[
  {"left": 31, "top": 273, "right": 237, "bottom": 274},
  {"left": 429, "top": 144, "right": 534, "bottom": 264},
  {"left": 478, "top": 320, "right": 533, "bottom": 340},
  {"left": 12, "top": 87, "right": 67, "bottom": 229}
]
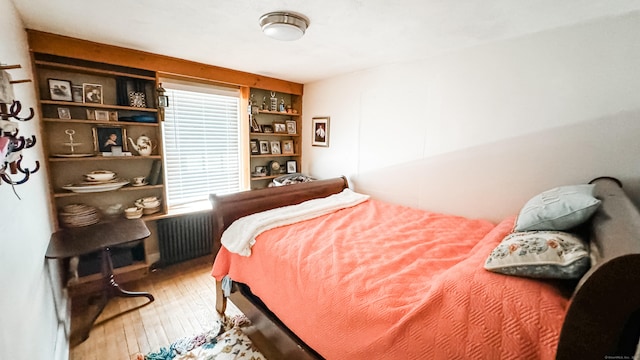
[{"left": 0, "top": 64, "right": 39, "bottom": 198}]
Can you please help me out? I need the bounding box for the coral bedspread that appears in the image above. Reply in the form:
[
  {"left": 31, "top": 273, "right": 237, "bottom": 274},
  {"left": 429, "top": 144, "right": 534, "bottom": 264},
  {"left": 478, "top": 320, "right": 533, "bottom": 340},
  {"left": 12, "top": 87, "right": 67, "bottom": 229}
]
[{"left": 211, "top": 199, "right": 569, "bottom": 359}]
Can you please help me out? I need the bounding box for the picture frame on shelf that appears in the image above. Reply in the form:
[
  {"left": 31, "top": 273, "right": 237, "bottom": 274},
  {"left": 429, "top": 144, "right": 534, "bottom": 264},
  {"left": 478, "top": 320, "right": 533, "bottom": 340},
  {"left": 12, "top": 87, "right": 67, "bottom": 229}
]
[
  {"left": 312, "top": 116, "right": 330, "bottom": 147},
  {"left": 109, "top": 111, "right": 118, "bottom": 122},
  {"left": 254, "top": 166, "right": 267, "bottom": 177},
  {"left": 282, "top": 140, "right": 294, "bottom": 154},
  {"left": 95, "top": 110, "right": 110, "bottom": 121},
  {"left": 129, "top": 91, "right": 146, "bottom": 108},
  {"left": 270, "top": 140, "right": 281, "bottom": 154},
  {"left": 57, "top": 107, "right": 71, "bottom": 119},
  {"left": 93, "top": 126, "right": 127, "bottom": 153},
  {"left": 72, "top": 85, "right": 84, "bottom": 102},
  {"left": 259, "top": 140, "right": 270, "bottom": 154},
  {"left": 251, "top": 118, "right": 262, "bottom": 132},
  {"left": 86, "top": 109, "right": 96, "bottom": 120},
  {"left": 83, "top": 83, "right": 103, "bottom": 104},
  {"left": 286, "top": 120, "right": 297, "bottom": 134},
  {"left": 262, "top": 124, "right": 273, "bottom": 133},
  {"left": 286, "top": 160, "right": 297, "bottom": 174},
  {"left": 250, "top": 139, "right": 260, "bottom": 154},
  {"left": 273, "top": 122, "right": 287, "bottom": 133},
  {"left": 48, "top": 79, "right": 73, "bottom": 101}
]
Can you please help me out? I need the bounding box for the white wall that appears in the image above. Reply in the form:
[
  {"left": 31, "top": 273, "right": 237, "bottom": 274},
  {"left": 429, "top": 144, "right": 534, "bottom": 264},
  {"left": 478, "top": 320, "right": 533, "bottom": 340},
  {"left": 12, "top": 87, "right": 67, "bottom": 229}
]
[
  {"left": 0, "top": 0, "right": 66, "bottom": 358},
  {"left": 302, "top": 11, "right": 640, "bottom": 221}
]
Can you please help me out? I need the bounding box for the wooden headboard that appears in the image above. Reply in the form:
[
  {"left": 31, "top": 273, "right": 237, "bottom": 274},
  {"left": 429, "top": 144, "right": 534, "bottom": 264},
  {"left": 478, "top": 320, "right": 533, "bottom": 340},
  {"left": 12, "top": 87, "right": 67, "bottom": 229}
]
[
  {"left": 557, "top": 177, "right": 640, "bottom": 359},
  {"left": 209, "top": 176, "right": 349, "bottom": 254}
]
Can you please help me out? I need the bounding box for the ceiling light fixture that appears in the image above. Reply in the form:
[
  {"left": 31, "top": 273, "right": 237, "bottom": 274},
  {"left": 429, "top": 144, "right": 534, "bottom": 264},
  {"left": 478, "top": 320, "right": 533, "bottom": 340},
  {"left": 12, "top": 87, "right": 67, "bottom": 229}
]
[{"left": 259, "top": 12, "right": 309, "bottom": 41}]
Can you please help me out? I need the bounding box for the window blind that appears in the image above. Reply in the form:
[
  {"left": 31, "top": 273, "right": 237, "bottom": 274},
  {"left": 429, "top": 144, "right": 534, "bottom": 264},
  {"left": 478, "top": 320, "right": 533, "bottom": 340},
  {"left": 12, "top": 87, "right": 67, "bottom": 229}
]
[{"left": 162, "top": 79, "right": 241, "bottom": 206}]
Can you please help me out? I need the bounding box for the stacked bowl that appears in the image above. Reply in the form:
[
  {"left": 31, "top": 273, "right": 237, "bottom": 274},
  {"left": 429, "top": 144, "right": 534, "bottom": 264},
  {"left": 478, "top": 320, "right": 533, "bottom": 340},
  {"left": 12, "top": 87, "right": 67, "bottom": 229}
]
[{"left": 134, "top": 196, "right": 162, "bottom": 215}]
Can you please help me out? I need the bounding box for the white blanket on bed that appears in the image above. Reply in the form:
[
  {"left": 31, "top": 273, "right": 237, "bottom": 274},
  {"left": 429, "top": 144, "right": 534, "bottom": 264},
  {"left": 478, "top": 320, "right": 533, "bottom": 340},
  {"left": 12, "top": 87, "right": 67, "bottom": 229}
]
[{"left": 221, "top": 188, "right": 370, "bottom": 256}]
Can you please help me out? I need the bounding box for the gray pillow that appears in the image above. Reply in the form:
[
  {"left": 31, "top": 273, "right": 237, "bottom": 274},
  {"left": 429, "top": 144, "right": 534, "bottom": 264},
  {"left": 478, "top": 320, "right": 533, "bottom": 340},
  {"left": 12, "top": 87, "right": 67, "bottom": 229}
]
[
  {"left": 484, "top": 231, "right": 590, "bottom": 279},
  {"left": 514, "top": 184, "right": 601, "bottom": 231}
]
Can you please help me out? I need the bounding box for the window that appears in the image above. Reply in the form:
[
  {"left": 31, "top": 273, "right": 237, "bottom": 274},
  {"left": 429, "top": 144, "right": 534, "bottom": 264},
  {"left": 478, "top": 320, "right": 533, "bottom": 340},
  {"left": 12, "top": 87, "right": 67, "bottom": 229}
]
[{"left": 162, "top": 79, "right": 242, "bottom": 206}]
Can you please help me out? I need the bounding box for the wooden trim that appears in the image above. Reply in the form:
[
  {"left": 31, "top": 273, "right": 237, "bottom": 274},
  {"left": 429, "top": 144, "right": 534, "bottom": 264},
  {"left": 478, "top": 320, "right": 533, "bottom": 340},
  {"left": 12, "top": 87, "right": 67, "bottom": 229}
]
[
  {"left": 34, "top": 60, "right": 156, "bottom": 80},
  {"left": 27, "top": 30, "right": 303, "bottom": 95}
]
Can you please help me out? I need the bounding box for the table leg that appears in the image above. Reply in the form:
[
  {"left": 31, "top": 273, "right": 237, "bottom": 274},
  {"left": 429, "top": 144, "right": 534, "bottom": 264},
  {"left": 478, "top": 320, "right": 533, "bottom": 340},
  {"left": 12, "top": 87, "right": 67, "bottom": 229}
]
[
  {"left": 72, "top": 247, "right": 154, "bottom": 346},
  {"left": 102, "top": 247, "right": 154, "bottom": 301}
]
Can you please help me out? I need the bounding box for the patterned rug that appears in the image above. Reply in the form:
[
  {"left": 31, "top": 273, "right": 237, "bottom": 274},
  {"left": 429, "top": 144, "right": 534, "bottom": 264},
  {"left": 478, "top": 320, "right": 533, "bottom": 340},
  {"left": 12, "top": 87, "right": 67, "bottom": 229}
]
[{"left": 136, "top": 315, "right": 266, "bottom": 360}]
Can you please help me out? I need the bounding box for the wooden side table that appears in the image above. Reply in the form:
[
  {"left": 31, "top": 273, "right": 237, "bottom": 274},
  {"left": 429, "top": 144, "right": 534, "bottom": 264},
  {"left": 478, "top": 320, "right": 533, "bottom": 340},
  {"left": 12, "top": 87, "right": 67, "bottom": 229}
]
[{"left": 46, "top": 218, "right": 154, "bottom": 345}]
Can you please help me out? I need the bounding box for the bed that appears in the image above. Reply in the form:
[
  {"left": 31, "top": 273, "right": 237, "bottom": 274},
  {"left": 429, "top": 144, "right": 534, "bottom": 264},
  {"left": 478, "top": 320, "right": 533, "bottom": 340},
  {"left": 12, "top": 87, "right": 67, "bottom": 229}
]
[{"left": 210, "top": 176, "right": 640, "bottom": 359}]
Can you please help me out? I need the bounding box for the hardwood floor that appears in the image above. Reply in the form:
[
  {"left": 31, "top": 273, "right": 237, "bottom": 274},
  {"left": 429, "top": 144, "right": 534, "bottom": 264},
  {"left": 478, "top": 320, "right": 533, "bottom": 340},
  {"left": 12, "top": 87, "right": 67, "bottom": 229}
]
[{"left": 69, "top": 256, "right": 242, "bottom": 360}]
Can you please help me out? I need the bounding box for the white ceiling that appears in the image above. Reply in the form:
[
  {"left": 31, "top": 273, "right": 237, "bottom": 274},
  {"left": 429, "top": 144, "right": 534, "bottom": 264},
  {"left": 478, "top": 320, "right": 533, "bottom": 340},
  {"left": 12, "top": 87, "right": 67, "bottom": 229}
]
[{"left": 11, "top": 0, "right": 640, "bottom": 84}]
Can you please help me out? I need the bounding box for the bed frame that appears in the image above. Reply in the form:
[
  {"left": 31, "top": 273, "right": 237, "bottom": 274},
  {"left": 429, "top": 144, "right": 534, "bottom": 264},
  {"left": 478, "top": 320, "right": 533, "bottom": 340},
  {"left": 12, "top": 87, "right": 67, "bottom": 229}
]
[{"left": 210, "top": 176, "right": 640, "bottom": 359}]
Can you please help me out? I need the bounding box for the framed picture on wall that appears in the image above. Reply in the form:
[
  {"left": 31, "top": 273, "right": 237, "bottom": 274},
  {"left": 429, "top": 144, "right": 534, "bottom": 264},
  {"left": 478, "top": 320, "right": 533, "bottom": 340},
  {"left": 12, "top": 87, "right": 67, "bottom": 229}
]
[{"left": 312, "top": 117, "right": 329, "bottom": 147}]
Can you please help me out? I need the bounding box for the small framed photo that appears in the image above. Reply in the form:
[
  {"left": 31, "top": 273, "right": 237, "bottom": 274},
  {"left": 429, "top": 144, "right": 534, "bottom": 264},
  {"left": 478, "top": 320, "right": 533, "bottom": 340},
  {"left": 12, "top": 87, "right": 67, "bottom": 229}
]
[
  {"left": 57, "top": 107, "right": 71, "bottom": 119},
  {"left": 250, "top": 139, "right": 260, "bottom": 155},
  {"left": 129, "top": 91, "right": 146, "bottom": 108},
  {"left": 72, "top": 85, "right": 84, "bottom": 102},
  {"left": 262, "top": 124, "right": 273, "bottom": 133},
  {"left": 95, "top": 110, "right": 110, "bottom": 121},
  {"left": 83, "top": 83, "right": 103, "bottom": 104},
  {"left": 254, "top": 166, "right": 267, "bottom": 177},
  {"left": 251, "top": 118, "right": 261, "bottom": 132},
  {"left": 86, "top": 109, "right": 96, "bottom": 120},
  {"left": 93, "top": 126, "right": 127, "bottom": 153},
  {"left": 312, "top": 116, "right": 330, "bottom": 147},
  {"left": 286, "top": 120, "right": 297, "bottom": 134},
  {"left": 273, "top": 122, "right": 287, "bottom": 133},
  {"left": 282, "top": 140, "right": 294, "bottom": 154},
  {"left": 286, "top": 160, "right": 297, "bottom": 174},
  {"left": 270, "top": 140, "right": 281, "bottom": 154},
  {"left": 259, "top": 140, "right": 270, "bottom": 154},
  {"left": 109, "top": 111, "right": 118, "bottom": 122},
  {"left": 48, "top": 79, "right": 72, "bottom": 101}
]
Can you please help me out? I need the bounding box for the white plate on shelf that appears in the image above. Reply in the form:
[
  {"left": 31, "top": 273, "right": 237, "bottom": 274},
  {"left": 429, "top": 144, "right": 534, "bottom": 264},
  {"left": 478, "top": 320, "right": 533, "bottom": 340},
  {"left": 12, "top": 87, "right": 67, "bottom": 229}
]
[
  {"left": 62, "top": 179, "right": 129, "bottom": 193},
  {"left": 52, "top": 153, "right": 95, "bottom": 158}
]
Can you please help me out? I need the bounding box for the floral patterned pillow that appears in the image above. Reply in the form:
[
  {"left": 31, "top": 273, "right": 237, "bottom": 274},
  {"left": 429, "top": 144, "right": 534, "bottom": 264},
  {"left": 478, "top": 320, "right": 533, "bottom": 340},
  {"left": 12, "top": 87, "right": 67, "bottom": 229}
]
[{"left": 484, "top": 231, "right": 590, "bottom": 279}]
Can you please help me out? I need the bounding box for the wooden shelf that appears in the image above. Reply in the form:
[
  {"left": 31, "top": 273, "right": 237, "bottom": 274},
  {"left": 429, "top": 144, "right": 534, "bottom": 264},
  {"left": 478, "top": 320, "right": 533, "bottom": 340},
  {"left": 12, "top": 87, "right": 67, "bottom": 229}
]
[
  {"left": 257, "top": 110, "right": 300, "bottom": 116},
  {"left": 251, "top": 153, "right": 299, "bottom": 158},
  {"left": 251, "top": 175, "right": 280, "bottom": 181},
  {"left": 67, "top": 261, "right": 149, "bottom": 297},
  {"left": 35, "top": 60, "right": 156, "bottom": 81},
  {"left": 43, "top": 118, "right": 159, "bottom": 127},
  {"left": 53, "top": 184, "right": 164, "bottom": 198},
  {"left": 49, "top": 155, "right": 162, "bottom": 162},
  {"left": 250, "top": 132, "right": 300, "bottom": 137},
  {"left": 40, "top": 100, "right": 158, "bottom": 113}
]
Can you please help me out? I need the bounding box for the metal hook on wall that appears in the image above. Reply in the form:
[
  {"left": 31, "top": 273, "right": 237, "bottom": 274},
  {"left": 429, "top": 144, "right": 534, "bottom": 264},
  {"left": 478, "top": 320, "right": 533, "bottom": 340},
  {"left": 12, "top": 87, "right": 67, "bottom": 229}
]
[
  {"left": 6, "top": 100, "right": 35, "bottom": 121},
  {"left": 0, "top": 62, "right": 37, "bottom": 197}
]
